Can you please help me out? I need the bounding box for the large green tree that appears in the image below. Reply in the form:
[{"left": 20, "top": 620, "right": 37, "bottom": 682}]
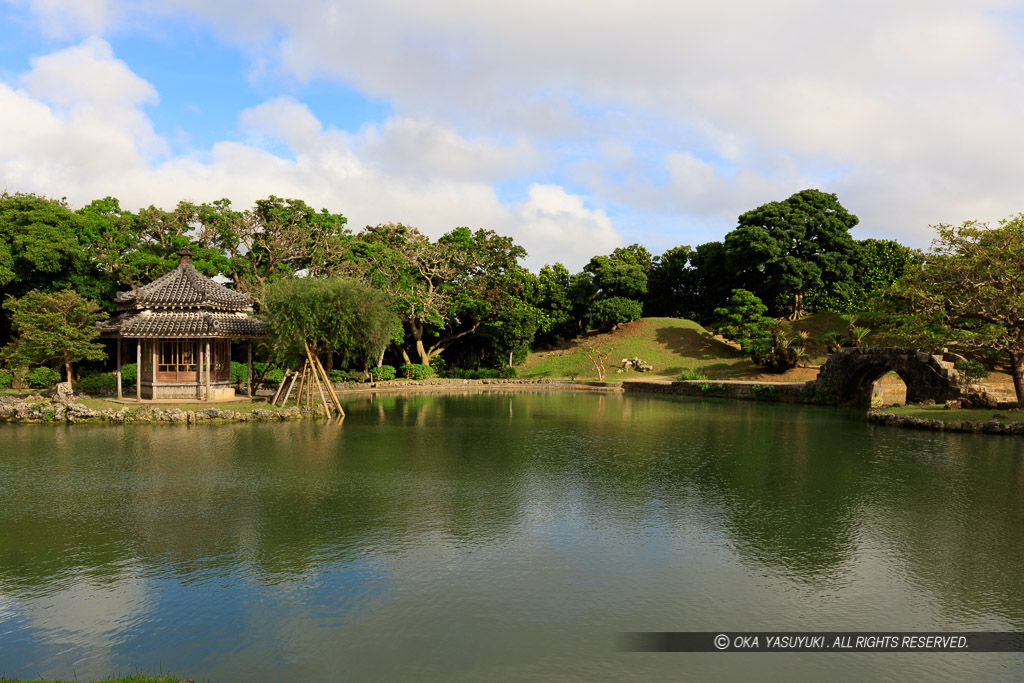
[
  {"left": 725, "top": 189, "right": 860, "bottom": 319},
  {"left": 350, "top": 223, "right": 527, "bottom": 365},
  {"left": 892, "top": 216, "right": 1024, "bottom": 405},
  {"left": 1, "top": 289, "right": 108, "bottom": 388},
  {"left": 263, "top": 276, "right": 401, "bottom": 370}
]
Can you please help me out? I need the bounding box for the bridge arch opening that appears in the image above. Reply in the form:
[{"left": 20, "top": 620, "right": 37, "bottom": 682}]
[{"left": 850, "top": 365, "right": 909, "bottom": 408}]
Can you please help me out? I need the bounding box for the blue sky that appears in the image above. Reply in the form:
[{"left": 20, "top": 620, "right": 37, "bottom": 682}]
[{"left": 3, "top": 0, "right": 1024, "bottom": 270}]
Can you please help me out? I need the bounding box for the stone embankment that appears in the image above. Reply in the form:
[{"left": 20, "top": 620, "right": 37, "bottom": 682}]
[
  {"left": 0, "top": 395, "right": 322, "bottom": 424},
  {"left": 622, "top": 380, "right": 809, "bottom": 402},
  {"left": 866, "top": 409, "right": 1024, "bottom": 435}
]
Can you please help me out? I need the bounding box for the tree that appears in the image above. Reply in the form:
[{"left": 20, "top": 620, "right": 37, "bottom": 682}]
[
  {"left": 806, "top": 238, "right": 918, "bottom": 313},
  {"left": 725, "top": 189, "right": 860, "bottom": 319},
  {"left": 0, "top": 193, "right": 100, "bottom": 343},
  {"left": 891, "top": 215, "right": 1024, "bottom": 405},
  {"left": 215, "top": 196, "right": 351, "bottom": 307},
  {"left": 0, "top": 290, "right": 108, "bottom": 388},
  {"left": 586, "top": 296, "right": 643, "bottom": 332},
  {"left": 645, "top": 245, "right": 693, "bottom": 317},
  {"left": 713, "top": 289, "right": 772, "bottom": 352},
  {"left": 262, "top": 277, "right": 401, "bottom": 371},
  {"left": 350, "top": 223, "right": 527, "bottom": 365},
  {"left": 532, "top": 262, "right": 574, "bottom": 344}
]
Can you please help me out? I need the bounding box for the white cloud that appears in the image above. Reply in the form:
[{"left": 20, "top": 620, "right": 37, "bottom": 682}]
[
  {"left": 10, "top": 0, "right": 116, "bottom": 38},
  {"left": 9, "top": 1, "right": 1024, "bottom": 252},
  {"left": 0, "top": 40, "right": 618, "bottom": 271}
]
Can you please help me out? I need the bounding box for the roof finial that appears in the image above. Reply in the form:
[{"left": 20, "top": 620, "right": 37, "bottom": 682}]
[{"left": 178, "top": 246, "right": 193, "bottom": 265}]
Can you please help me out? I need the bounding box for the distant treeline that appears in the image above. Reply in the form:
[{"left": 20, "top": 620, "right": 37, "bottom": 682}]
[{"left": 0, "top": 188, "right": 914, "bottom": 371}]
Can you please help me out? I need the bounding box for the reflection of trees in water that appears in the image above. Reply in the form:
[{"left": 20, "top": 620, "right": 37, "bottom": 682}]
[
  {"left": 1, "top": 398, "right": 1024, "bottom": 629},
  {"left": 859, "top": 429, "right": 1024, "bottom": 628}
]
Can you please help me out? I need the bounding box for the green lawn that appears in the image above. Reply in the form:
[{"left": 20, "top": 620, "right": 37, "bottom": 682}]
[{"left": 518, "top": 317, "right": 759, "bottom": 380}]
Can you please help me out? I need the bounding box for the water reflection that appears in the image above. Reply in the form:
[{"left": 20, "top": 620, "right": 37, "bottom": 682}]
[{"left": 0, "top": 393, "right": 1023, "bottom": 680}]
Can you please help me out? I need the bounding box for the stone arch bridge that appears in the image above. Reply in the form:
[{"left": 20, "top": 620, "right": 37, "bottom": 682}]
[{"left": 810, "top": 348, "right": 977, "bottom": 407}]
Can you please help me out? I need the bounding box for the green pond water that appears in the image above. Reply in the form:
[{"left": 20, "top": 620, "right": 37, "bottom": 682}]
[{"left": 1, "top": 391, "right": 1023, "bottom": 681}]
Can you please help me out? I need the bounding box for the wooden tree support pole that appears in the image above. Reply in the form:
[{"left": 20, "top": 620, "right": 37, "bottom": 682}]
[
  {"left": 306, "top": 352, "right": 333, "bottom": 418},
  {"left": 271, "top": 369, "right": 290, "bottom": 405},
  {"left": 306, "top": 343, "right": 345, "bottom": 418},
  {"left": 295, "top": 362, "right": 308, "bottom": 408},
  {"left": 280, "top": 368, "right": 299, "bottom": 407}
]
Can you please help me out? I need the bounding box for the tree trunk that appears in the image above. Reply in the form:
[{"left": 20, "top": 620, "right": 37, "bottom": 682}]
[
  {"left": 377, "top": 347, "right": 386, "bottom": 368},
  {"left": 415, "top": 338, "right": 430, "bottom": 365},
  {"left": 400, "top": 346, "right": 412, "bottom": 365},
  {"left": 64, "top": 359, "right": 74, "bottom": 389},
  {"left": 1010, "top": 351, "right": 1024, "bottom": 408},
  {"left": 788, "top": 291, "right": 805, "bottom": 320}
]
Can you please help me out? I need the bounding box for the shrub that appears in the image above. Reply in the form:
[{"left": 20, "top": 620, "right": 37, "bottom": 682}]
[
  {"left": 752, "top": 384, "right": 780, "bottom": 401},
  {"left": 77, "top": 373, "right": 116, "bottom": 395},
  {"left": 713, "top": 289, "right": 772, "bottom": 351},
  {"left": 328, "top": 369, "right": 347, "bottom": 383},
  {"left": 370, "top": 365, "right": 396, "bottom": 381},
  {"left": 120, "top": 363, "right": 137, "bottom": 385},
  {"left": 429, "top": 357, "right": 446, "bottom": 374},
  {"left": 264, "top": 367, "right": 285, "bottom": 386},
  {"left": 27, "top": 366, "right": 62, "bottom": 389},
  {"left": 586, "top": 297, "right": 644, "bottom": 331},
  {"left": 399, "top": 363, "right": 435, "bottom": 380},
  {"left": 677, "top": 367, "right": 708, "bottom": 381},
  {"left": 499, "top": 366, "right": 517, "bottom": 379},
  {"left": 0, "top": 368, "right": 12, "bottom": 389},
  {"left": 441, "top": 367, "right": 502, "bottom": 379},
  {"left": 230, "top": 361, "right": 248, "bottom": 386}
]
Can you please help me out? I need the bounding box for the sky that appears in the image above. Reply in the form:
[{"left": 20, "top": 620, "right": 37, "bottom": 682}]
[{"left": 3, "top": 1, "right": 1024, "bottom": 271}]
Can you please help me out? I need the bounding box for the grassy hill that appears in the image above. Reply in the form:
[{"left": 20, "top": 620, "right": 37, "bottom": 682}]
[
  {"left": 518, "top": 317, "right": 757, "bottom": 381},
  {"left": 516, "top": 315, "right": 862, "bottom": 382}
]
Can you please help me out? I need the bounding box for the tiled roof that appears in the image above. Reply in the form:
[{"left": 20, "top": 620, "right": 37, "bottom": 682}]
[
  {"left": 98, "top": 310, "right": 269, "bottom": 338},
  {"left": 116, "top": 250, "right": 253, "bottom": 311}
]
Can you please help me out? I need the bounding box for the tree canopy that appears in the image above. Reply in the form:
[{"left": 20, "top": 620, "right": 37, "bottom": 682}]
[
  {"left": 262, "top": 276, "right": 401, "bottom": 370},
  {"left": 891, "top": 215, "right": 1024, "bottom": 405},
  {"left": 725, "top": 189, "right": 860, "bottom": 319},
  {"left": 0, "top": 289, "right": 108, "bottom": 387}
]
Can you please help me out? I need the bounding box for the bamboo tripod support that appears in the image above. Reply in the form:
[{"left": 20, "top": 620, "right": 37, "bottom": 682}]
[{"left": 269, "top": 346, "right": 346, "bottom": 420}]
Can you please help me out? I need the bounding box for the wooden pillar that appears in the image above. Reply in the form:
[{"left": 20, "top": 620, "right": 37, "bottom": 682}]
[
  {"left": 197, "top": 341, "right": 203, "bottom": 400},
  {"left": 205, "top": 340, "right": 212, "bottom": 401},
  {"left": 152, "top": 340, "right": 157, "bottom": 396},
  {"left": 247, "top": 341, "right": 253, "bottom": 398},
  {"left": 136, "top": 339, "right": 141, "bottom": 401},
  {"left": 116, "top": 337, "right": 122, "bottom": 399}
]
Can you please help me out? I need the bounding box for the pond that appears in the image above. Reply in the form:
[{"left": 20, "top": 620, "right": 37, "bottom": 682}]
[{"left": 1, "top": 391, "right": 1023, "bottom": 681}]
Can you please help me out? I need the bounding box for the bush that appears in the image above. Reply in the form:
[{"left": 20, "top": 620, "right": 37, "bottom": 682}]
[
  {"left": 230, "top": 361, "right": 248, "bottom": 386},
  {"left": 264, "top": 367, "right": 285, "bottom": 386},
  {"left": 429, "top": 357, "right": 446, "bottom": 374},
  {"left": 499, "top": 366, "right": 517, "bottom": 379},
  {"left": 328, "top": 369, "right": 347, "bottom": 383},
  {"left": 77, "top": 373, "right": 116, "bottom": 395},
  {"left": 586, "top": 296, "right": 643, "bottom": 331},
  {"left": 677, "top": 367, "right": 708, "bottom": 381},
  {"left": 441, "top": 367, "right": 501, "bottom": 379},
  {"left": 120, "top": 363, "right": 137, "bottom": 385},
  {"left": 253, "top": 362, "right": 284, "bottom": 387},
  {"left": 27, "top": 366, "right": 62, "bottom": 389},
  {"left": 399, "top": 363, "right": 435, "bottom": 380},
  {"left": 0, "top": 368, "right": 12, "bottom": 389},
  {"left": 370, "top": 365, "right": 396, "bottom": 381}
]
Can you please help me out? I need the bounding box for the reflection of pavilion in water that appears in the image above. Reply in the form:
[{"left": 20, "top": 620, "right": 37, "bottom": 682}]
[{"left": 97, "top": 248, "right": 268, "bottom": 400}]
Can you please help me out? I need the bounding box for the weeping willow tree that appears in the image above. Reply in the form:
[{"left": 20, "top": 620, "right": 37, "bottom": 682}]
[{"left": 263, "top": 276, "right": 402, "bottom": 371}]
